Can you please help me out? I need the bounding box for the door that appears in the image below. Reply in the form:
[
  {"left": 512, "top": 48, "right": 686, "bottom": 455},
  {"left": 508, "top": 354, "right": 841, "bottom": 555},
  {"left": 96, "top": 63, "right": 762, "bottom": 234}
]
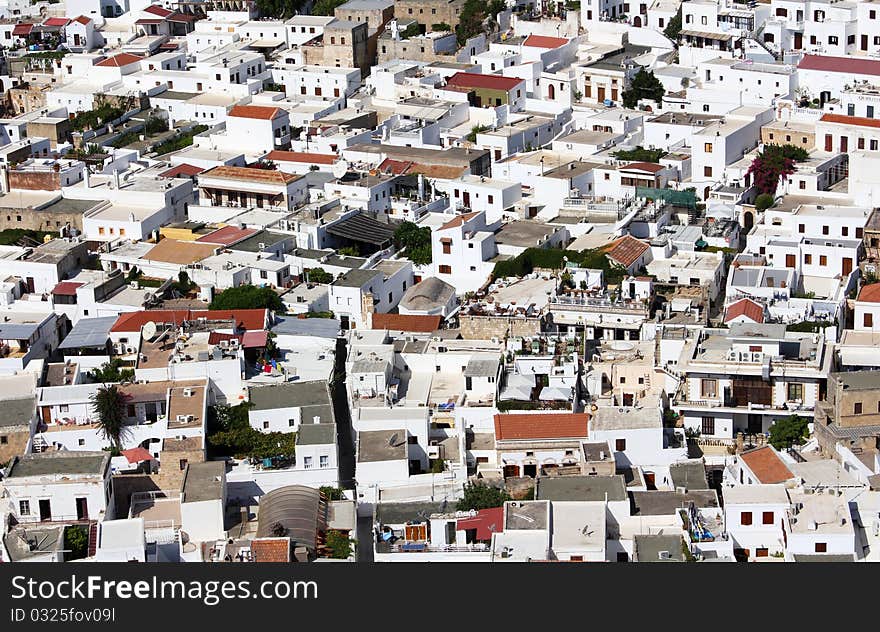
[
  {"left": 340, "top": 315, "right": 350, "bottom": 330},
  {"left": 794, "top": 32, "right": 802, "bottom": 49},
  {"left": 842, "top": 257, "right": 853, "bottom": 276},
  {"left": 747, "top": 414, "right": 763, "bottom": 434},
  {"left": 644, "top": 472, "right": 656, "bottom": 490},
  {"left": 462, "top": 191, "right": 471, "bottom": 208},
  {"left": 863, "top": 34, "right": 869, "bottom": 51},
  {"left": 785, "top": 254, "right": 796, "bottom": 268},
  {"left": 825, "top": 134, "right": 833, "bottom": 152},
  {"left": 611, "top": 88, "right": 618, "bottom": 101},
  {"left": 841, "top": 136, "right": 848, "bottom": 153},
  {"left": 597, "top": 86, "right": 606, "bottom": 102},
  {"left": 39, "top": 499, "right": 51, "bottom": 521},
  {"left": 503, "top": 465, "right": 520, "bottom": 478},
  {"left": 26, "top": 277, "right": 35, "bottom": 294},
  {"left": 523, "top": 463, "right": 537, "bottom": 477},
  {"left": 75, "top": 497, "right": 88, "bottom": 521},
  {"left": 42, "top": 406, "right": 51, "bottom": 425}
]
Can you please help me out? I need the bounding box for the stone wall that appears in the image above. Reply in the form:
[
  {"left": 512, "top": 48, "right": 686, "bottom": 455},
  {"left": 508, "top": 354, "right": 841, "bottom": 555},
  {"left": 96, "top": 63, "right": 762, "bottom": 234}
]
[
  {"left": 0, "top": 427, "right": 30, "bottom": 465},
  {"left": 0, "top": 205, "right": 84, "bottom": 232},
  {"left": 8, "top": 169, "right": 61, "bottom": 191},
  {"left": 459, "top": 314, "right": 543, "bottom": 340}
]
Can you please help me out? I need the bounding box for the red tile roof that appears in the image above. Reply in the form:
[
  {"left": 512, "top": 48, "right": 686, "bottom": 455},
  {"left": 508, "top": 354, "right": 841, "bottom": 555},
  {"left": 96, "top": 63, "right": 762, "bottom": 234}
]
[
  {"left": 523, "top": 34, "right": 568, "bottom": 49},
  {"left": 799, "top": 54, "right": 880, "bottom": 77},
  {"left": 494, "top": 412, "right": 589, "bottom": 441},
  {"left": 264, "top": 150, "right": 337, "bottom": 164},
  {"left": 73, "top": 15, "right": 92, "bottom": 24},
  {"left": 858, "top": 283, "right": 880, "bottom": 303},
  {"left": 228, "top": 104, "right": 283, "bottom": 120},
  {"left": 819, "top": 113, "right": 880, "bottom": 129},
  {"left": 740, "top": 446, "right": 794, "bottom": 484},
  {"left": 122, "top": 447, "right": 154, "bottom": 463},
  {"left": 606, "top": 235, "right": 649, "bottom": 268},
  {"left": 371, "top": 313, "right": 441, "bottom": 332},
  {"left": 456, "top": 507, "right": 504, "bottom": 540},
  {"left": 158, "top": 163, "right": 204, "bottom": 178},
  {"left": 51, "top": 281, "right": 83, "bottom": 296},
  {"left": 439, "top": 211, "right": 479, "bottom": 230},
  {"left": 143, "top": 4, "right": 174, "bottom": 16},
  {"left": 12, "top": 24, "right": 33, "bottom": 36},
  {"left": 201, "top": 165, "right": 300, "bottom": 185},
  {"left": 195, "top": 225, "right": 258, "bottom": 245},
  {"left": 207, "top": 330, "right": 269, "bottom": 348},
  {"left": 251, "top": 538, "right": 290, "bottom": 562},
  {"left": 724, "top": 298, "right": 764, "bottom": 323},
  {"left": 95, "top": 53, "right": 143, "bottom": 67},
  {"left": 377, "top": 158, "right": 415, "bottom": 175},
  {"left": 622, "top": 161, "right": 665, "bottom": 173},
  {"left": 43, "top": 17, "right": 70, "bottom": 27},
  {"left": 445, "top": 72, "right": 523, "bottom": 92},
  {"left": 111, "top": 309, "right": 268, "bottom": 332}
]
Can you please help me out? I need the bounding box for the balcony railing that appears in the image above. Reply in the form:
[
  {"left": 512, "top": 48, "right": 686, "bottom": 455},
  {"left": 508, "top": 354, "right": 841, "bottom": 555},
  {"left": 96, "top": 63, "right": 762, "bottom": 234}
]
[{"left": 377, "top": 542, "right": 490, "bottom": 554}]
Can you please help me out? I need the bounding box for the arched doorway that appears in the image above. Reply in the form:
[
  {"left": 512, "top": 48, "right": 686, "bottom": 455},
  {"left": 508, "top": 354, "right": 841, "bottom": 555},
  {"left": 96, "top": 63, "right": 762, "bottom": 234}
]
[
  {"left": 633, "top": 16, "right": 641, "bottom": 26},
  {"left": 548, "top": 83, "right": 555, "bottom": 100},
  {"left": 742, "top": 210, "right": 755, "bottom": 231}
]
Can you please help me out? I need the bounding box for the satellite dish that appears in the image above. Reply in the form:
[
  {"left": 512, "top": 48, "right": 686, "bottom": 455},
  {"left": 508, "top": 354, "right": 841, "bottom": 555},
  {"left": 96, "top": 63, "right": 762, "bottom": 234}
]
[
  {"left": 142, "top": 321, "right": 157, "bottom": 341},
  {"left": 387, "top": 432, "right": 399, "bottom": 446},
  {"left": 331, "top": 160, "right": 349, "bottom": 179}
]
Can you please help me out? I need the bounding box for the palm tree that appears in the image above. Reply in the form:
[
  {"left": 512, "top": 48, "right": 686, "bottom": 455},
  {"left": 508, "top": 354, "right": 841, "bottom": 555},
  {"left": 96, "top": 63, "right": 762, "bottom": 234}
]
[{"left": 90, "top": 385, "right": 131, "bottom": 450}]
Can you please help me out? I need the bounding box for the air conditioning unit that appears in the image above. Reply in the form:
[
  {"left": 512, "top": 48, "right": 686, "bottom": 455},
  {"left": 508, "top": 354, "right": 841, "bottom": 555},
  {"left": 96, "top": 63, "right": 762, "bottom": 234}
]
[
  {"left": 751, "top": 352, "right": 762, "bottom": 362},
  {"left": 183, "top": 387, "right": 194, "bottom": 397},
  {"left": 658, "top": 550, "right": 671, "bottom": 560},
  {"left": 176, "top": 414, "right": 188, "bottom": 422},
  {"left": 129, "top": 281, "right": 140, "bottom": 290},
  {"left": 427, "top": 445, "right": 441, "bottom": 459}
]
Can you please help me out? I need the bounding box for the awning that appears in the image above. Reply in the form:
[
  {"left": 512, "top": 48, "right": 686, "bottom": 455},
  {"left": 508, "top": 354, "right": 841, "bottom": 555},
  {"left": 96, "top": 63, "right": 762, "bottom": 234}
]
[
  {"left": 12, "top": 24, "right": 34, "bottom": 36},
  {"left": 52, "top": 281, "right": 83, "bottom": 296},
  {"left": 122, "top": 447, "right": 154, "bottom": 463},
  {"left": 324, "top": 213, "right": 396, "bottom": 246},
  {"left": 249, "top": 38, "right": 285, "bottom": 49},
  {"left": 680, "top": 29, "right": 733, "bottom": 41}
]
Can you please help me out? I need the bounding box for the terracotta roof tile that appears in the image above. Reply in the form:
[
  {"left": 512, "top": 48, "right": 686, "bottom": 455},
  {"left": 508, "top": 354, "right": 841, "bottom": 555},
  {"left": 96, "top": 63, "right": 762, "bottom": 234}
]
[
  {"left": 144, "top": 238, "right": 217, "bottom": 265},
  {"left": 740, "top": 445, "right": 794, "bottom": 484},
  {"left": 858, "top": 284, "right": 880, "bottom": 303},
  {"left": 456, "top": 507, "right": 504, "bottom": 539},
  {"left": 195, "top": 225, "right": 258, "bottom": 245},
  {"left": 158, "top": 163, "right": 204, "bottom": 178},
  {"left": 73, "top": 15, "right": 92, "bottom": 24},
  {"left": 371, "top": 313, "right": 441, "bottom": 332},
  {"left": 439, "top": 211, "right": 479, "bottom": 230},
  {"left": 228, "top": 104, "right": 283, "bottom": 120},
  {"left": 494, "top": 412, "right": 589, "bottom": 441},
  {"left": 111, "top": 309, "right": 268, "bottom": 333},
  {"left": 144, "top": 4, "right": 173, "bottom": 17},
  {"left": 606, "top": 235, "right": 649, "bottom": 267},
  {"left": 51, "top": 281, "right": 83, "bottom": 296},
  {"left": 445, "top": 72, "right": 523, "bottom": 92},
  {"left": 724, "top": 298, "right": 764, "bottom": 323},
  {"left": 622, "top": 161, "right": 665, "bottom": 173},
  {"left": 201, "top": 165, "right": 300, "bottom": 185},
  {"left": 819, "top": 113, "right": 880, "bottom": 129},
  {"left": 251, "top": 538, "right": 290, "bottom": 562},
  {"left": 95, "top": 53, "right": 143, "bottom": 67},
  {"left": 799, "top": 54, "right": 880, "bottom": 77}
]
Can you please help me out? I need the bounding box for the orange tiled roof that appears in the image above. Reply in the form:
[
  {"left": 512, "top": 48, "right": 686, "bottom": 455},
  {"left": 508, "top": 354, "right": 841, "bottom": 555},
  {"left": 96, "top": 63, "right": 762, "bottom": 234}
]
[
  {"left": 111, "top": 309, "right": 268, "bottom": 333},
  {"left": 494, "top": 412, "right": 589, "bottom": 441},
  {"left": 95, "top": 53, "right": 142, "bottom": 67},
  {"left": 228, "top": 104, "right": 283, "bottom": 120},
  {"left": 724, "top": 298, "right": 764, "bottom": 323},
  {"left": 371, "top": 313, "right": 441, "bottom": 332},
  {"left": 439, "top": 211, "right": 479, "bottom": 230},
  {"left": 201, "top": 165, "right": 300, "bottom": 185},
  {"left": 606, "top": 235, "right": 649, "bottom": 267},
  {"left": 740, "top": 445, "right": 794, "bottom": 484},
  {"left": 251, "top": 538, "right": 290, "bottom": 562},
  {"left": 858, "top": 283, "right": 880, "bottom": 303},
  {"left": 819, "top": 113, "right": 880, "bottom": 129}
]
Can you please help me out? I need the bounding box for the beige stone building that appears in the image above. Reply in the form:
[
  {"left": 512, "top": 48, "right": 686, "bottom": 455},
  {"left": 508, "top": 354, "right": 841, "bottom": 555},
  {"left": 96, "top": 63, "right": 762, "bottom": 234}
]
[{"left": 396, "top": 0, "right": 466, "bottom": 32}]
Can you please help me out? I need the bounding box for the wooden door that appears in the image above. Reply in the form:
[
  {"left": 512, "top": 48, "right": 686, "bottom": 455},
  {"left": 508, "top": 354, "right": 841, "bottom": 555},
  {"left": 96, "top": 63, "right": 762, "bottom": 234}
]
[
  {"left": 842, "top": 257, "right": 853, "bottom": 276},
  {"left": 794, "top": 33, "right": 802, "bottom": 49},
  {"left": 42, "top": 406, "right": 51, "bottom": 425},
  {"left": 785, "top": 254, "right": 796, "bottom": 268},
  {"left": 597, "top": 86, "right": 606, "bottom": 102}
]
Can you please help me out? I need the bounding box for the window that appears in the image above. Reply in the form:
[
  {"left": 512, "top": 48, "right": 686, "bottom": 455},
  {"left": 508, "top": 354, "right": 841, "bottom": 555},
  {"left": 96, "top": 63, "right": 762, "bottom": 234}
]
[
  {"left": 78, "top": 438, "right": 85, "bottom": 446},
  {"left": 438, "top": 264, "right": 452, "bottom": 274},
  {"left": 179, "top": 459, "right": 188, "bottom": 471},
  {"left": 762, "top": 511, "right": 774, "bottom": 525},
  {"left": 804, "top": 254, "right": 812, "bottom": 264},
  {"left": 842, "top": 226, "right": 849, "bottom": 237},
  {"left": 799, "top": 180, "right": 806, "bottom": 190},
  {"left": 442, "top": 241, "right": 451, "bottom": 254},
  {"left": 60, "top": 404, "right": 69, "bottom": 413},
  {"left": 815, "top": 542, "right": 827, "bottom": 553},
  {"left": 704, "top": 142, "right": 713, "bottom": 152},
  {"left": 263, "top": 421, "right": 270, "bottom": 429},
  {"left": 701, "top": 416, "right": 715, "bottom": 435},
  {"left": 701, "top": 378, "right": 717, "bottom": 398},
  {"left": 615, "top": 438, "right": 626, "bottom": 451},
  {"left": 19, "top": 500, "right": 29, "bottom": 516},
  {"left": 288, "top": 419, "right": 295, "bottom": 427},
  {"left": 798, "top": 224, "right": 805, "bottom": 233},
  {"left": 787, "top": 382, "right": 803, "bottom": 401},
  {"left": 319, "top": 455, "right": 329, "bottom": 468},
  {"left": 620, "top": 376, "right": 626, "bottom": 384},
  {"left": 855, "top": 402, "right": 863, "bottom": 414},
  {"left": 704, "top": 166, "right": 713, "bottom": 177},
  {"left": 741, "top": 511, "right": 753, "bottom": 526},
  {"left": 126, "top": 404, "right": 135, "bottom": 417},
  {"left": 865, "top": 313, "right": 874, "bottom": 328},
  {"left": 822, "top": 225, "right": 829, "bottom": 235},
  {"left": 303, "top": 456, "right": 313, "bottom": 469},
  {"left": 819, "top": 255, "right": 827, "bottom": 266}
]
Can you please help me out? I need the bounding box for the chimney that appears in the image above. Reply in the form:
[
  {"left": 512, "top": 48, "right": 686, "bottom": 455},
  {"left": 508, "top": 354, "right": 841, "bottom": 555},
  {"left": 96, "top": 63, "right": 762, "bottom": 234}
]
[
  {"left": 313, "top": 415, "right": 320, "bottom": 424},
  {"left": 83, "top": 166, "right": 90, "bottom": 188},
  {"left": 113, "top": 169, "right": 120, "bottom": 189}
]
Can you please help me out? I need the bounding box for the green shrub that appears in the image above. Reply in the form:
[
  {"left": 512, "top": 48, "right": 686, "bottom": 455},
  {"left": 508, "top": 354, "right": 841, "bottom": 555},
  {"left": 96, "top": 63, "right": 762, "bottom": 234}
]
[{"left": 755, "top": 193, "right": 776, "bottom": 211}]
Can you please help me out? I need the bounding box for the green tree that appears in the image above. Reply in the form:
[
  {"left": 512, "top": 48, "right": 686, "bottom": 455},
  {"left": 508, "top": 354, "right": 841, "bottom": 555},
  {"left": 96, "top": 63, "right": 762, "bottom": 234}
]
[
  {"left": 319, "top": 486, "right": 346, "bottom": 501},
  {"left": 89, "top": 358, "right": 134, "bottom": 383},
  {"left": 664, "top": 6, "right": 682, "bottom": 41},
  {"left": 755, "top": 193, "right": 776, "bottom": 211},
  {"left": 456, "top": 482, "right": 510, "bottom": 512},
  {"left": 337, "top": 245, "right": 360, "bottom": 256},
  {"left": 305, "top": 268, "right": 334, "bottom": 284},
  {"left": 312, "top": 0, "right": 346, "bottom": 15},
  {"left": 64, "top": 525, "right": 89, "bottom": 561},
  {"left": 768, "top": 414, "right": 810, "bottom": 450},
  {"left": 456, "top": 0, "right": 504, "bottom": 45},
  {"left": 207, "top": 402, "right": 297, "bottom": 459},
  {"left": 90, "top": 384, "right": 131, "bottom": 450},
  {"left": 432, "top": 22, "right": 453, "bottom": 31},
  {"left": 393, "top": 221, "right": 432, "bottom": 266},
  {"left": 255, "top": 0, "right": 306, "bottom": 18},
  {"left": 209, "top": 285, "right": 284, "bottom": 311},
  {"left": 324, "top": 529, "right": 352, "bottom": 559},
  {"left": 622, "top": 68, "right": 665, "bottom": 109}
]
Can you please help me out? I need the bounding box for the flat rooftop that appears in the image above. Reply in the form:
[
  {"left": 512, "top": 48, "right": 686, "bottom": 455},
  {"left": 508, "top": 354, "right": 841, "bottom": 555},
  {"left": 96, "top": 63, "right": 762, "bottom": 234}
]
[
  {"left": 7, "top": 451, "right": 108, "bottom": 478},
  {"left": 358, "top": 429, "right": 407, "bottom": 463},
  {"left": 535, "top": 475, "right": 627, "bottom": 502}
]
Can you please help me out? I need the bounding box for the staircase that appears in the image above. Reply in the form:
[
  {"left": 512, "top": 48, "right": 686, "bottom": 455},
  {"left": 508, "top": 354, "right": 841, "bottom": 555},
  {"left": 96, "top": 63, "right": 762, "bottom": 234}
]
[{"left": 32, "top": 435, "right": 47, "bottom": 453}]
